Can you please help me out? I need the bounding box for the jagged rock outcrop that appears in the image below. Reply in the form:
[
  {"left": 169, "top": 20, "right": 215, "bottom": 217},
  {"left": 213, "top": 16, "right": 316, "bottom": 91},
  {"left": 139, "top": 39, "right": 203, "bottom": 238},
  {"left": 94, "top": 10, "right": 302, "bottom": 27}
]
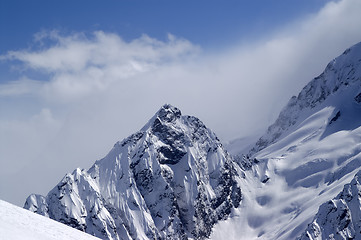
[
  {"left": 299, "top": 170, "right": 361, "bottom": 240},
  {"left": 25, "top": 104, "right": 243, "bottom": 240}
]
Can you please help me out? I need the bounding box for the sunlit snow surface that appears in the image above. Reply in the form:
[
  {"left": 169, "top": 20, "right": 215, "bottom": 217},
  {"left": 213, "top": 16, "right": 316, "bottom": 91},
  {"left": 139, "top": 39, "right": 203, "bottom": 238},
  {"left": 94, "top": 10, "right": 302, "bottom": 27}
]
[
  {"left": 213, "top": 43, "right": 361, "bottom": 239},
  {"left": 0, "top": 200, "right": 100, "bottom": 240}
]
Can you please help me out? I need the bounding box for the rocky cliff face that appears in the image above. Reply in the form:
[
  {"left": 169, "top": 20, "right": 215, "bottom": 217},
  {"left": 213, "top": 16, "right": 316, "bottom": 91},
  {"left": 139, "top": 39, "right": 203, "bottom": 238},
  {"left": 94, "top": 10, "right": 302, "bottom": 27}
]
[
  {"left": 299, "top": 170, "right": 361, "bottom": 240},
  {"left": 25, "top": 104, "right": 243, "bottom": 240}
]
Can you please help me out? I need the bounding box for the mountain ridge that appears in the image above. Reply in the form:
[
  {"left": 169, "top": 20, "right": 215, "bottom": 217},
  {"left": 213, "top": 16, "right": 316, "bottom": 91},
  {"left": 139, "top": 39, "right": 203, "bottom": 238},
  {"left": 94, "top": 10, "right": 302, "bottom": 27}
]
[{"left": 249, "top": 42, "right": 361, "bottom": 156}]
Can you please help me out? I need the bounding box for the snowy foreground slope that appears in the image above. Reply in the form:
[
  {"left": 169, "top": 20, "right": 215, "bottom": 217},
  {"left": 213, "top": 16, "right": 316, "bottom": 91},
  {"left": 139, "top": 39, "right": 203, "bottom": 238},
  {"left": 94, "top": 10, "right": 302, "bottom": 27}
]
[
  {"left": 0, "top": 199, "right": 100, "bottom": 240},
  {"left": 25, "top": 104, "right": 242, "bottom": 240},
  {"left": 212, "top": 42, "right": 361, "bottom": 239}
]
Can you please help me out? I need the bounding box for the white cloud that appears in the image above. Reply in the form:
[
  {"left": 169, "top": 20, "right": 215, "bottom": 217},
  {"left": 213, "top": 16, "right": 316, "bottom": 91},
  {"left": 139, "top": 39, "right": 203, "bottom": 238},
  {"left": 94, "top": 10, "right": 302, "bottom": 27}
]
[
  {"left": 1, "top": 0, "right": 361, "bottom": 206},
  {"left": 2, "top": 32, "right": 200, "bottom": 102},
  {"left": 4, "top": 31, "right": 199, "bottom": 73}
]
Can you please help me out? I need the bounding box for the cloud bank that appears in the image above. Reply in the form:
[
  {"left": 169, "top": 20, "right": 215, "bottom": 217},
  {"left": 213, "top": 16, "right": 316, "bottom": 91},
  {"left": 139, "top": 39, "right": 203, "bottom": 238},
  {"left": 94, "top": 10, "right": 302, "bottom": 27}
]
[{"left": 1, "top": 0, "right": 361, "bottom": 206}]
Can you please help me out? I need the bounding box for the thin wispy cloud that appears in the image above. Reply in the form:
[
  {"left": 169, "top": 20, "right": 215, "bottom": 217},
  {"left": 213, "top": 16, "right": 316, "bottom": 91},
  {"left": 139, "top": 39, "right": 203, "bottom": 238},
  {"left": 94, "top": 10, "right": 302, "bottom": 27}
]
[{"left": 1, "top": 0, "right": 361, "bottom": 206}]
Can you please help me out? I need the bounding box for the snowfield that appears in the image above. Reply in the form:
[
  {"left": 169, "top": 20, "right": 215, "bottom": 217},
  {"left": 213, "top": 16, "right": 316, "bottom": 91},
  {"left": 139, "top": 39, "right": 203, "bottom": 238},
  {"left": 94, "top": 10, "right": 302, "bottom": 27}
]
[{"left": 0, "top": 200, "right": 100, "bottom": 240}]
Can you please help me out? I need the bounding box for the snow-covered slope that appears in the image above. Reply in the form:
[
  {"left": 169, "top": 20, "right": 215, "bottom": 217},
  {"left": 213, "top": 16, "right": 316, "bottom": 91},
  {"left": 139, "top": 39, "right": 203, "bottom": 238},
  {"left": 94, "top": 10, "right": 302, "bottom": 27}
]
[
  {"left": 250, "top": 42, "right": 361, "bottom": 156},
  {"left": 0, "top": 199, "right": 100, "bottom": 240},
  {"left": 25, "top": 104, "right": 243, "bottom": 240},
  {"left": 211, "top": 42, "right": 361, "bottom": 239}
]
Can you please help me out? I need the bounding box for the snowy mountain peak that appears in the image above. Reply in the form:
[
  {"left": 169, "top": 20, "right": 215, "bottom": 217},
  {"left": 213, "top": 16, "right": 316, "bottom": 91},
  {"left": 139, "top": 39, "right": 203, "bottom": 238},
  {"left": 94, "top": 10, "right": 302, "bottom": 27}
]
[
  {"left": 155, "top": 103, "right": 182, "bottom": 123},
  {"left": 141, "top": 104, "right": 181, "bottom": 132},
  {"left": 25, "top": 104, "right": 243, "bottom": 240}
]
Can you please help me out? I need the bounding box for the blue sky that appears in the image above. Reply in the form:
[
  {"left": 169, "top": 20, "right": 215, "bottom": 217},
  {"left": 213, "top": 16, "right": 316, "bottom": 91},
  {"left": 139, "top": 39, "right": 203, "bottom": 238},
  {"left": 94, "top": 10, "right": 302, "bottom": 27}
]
[
  {"left": 1, "top": 1, "right": 328, "bottom": 51},
  {"left": 1, "top": 0, "right": 361, "bottom": 206}
]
